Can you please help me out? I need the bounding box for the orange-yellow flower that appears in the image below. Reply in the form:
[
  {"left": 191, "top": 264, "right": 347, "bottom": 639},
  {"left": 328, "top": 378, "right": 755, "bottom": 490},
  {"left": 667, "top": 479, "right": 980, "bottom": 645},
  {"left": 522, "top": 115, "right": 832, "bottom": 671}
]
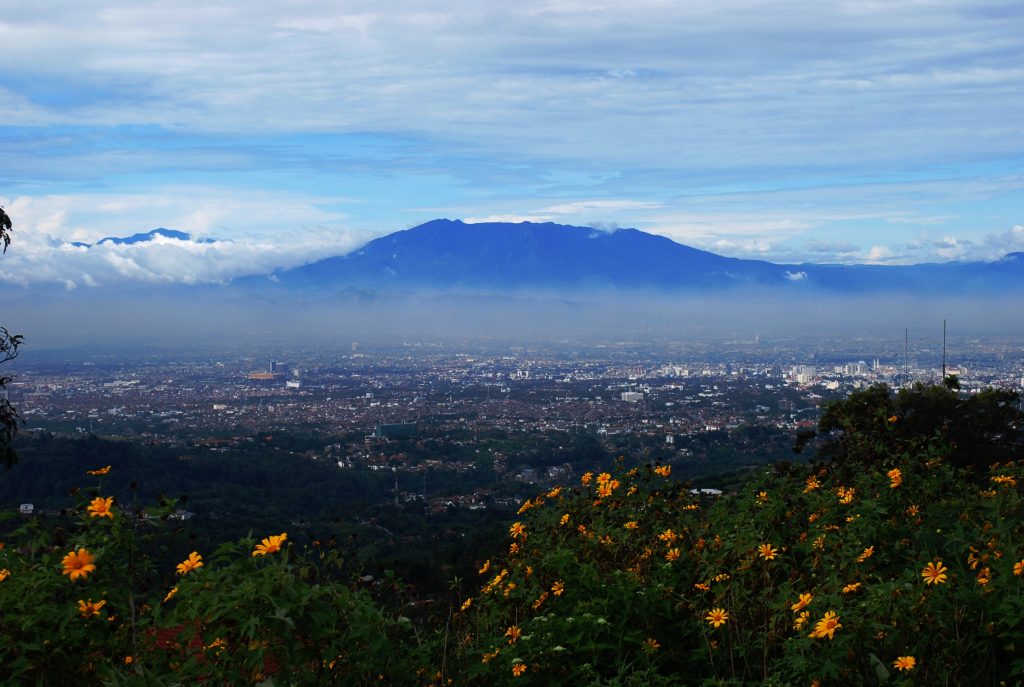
[
  {"left": 460, "top": 597, "right": 473, "bottom": 611},
  {"left": 547, "top": 486, "right": 562, "bottom": 498},
  {"left": 665, "top": 548, "right": 681, "bottom": 562},
  {"left": 893, "top": 655, "right": 916, "bottom": 671},
  {"left": 653, "top": 465, "right": 671, "bottom": 477},
  {"left": 505, "top": 625, "right": 522, "bottom": 644},
  {"left": 906, "top": 504, "right": 920, "bottom": 517},
  {"left": 644, "top": 637, "right": 661, "bottom": 652},
  {"left": 803, "top": 475, "right": 821, "bottom": 492},
  {"left": 87, "top": 496, "right": 114, "bottom": 519},
  {"left": 658, "top": 528, "right": 678, "bottom": 544},
  {"left": 976, "top": 567, "right": 991, "bottom": 586},
  {"left": 252, "top": 532, "right": 287, "bottom": 557},
  {"left": 624, "top": 520, "right": 639, "bottom": 530},
  {"left": 790, "top": 593, "right": 812, "bottom": 612},
  {"left": 991, "top": 474, "right": 1018, "bottom": 488},
  {"left": 176, "top": 551, "right": 203, "bottom": 575},
  {"left": 793, "top": 610, "right": 810, "bottom": 630},
  {"left": 478, "top": 559, "right": 491, "bottom": 575},
  {"left": 758, "top": 543, "right": 778, "bottom": 561},
  {"left": 78, "top": 598, "right": 106, "bottom": 618},
  {"left": 705, "top": 608, "right": 729, "bottom": 628},
  {"left": 0, "top": 568, "right": 9, "bottom": 582},
  {"left": 921, "top": 560, "right": 948, "bottom": 585},
  {"left": 1014, "top": 559, "right": 1024, "bottom": 576},
  {"left": 62, "top": 548, "right": 96, "bottom": 581},
  {"left": 836, "top": 486, "right": 855, "bottom": 504},
  {"left": 887, "top": 468, "right": 903, "bottom": 488},
  {"left": 756, "top": 491, "right": 769, "bottom": 504},
  {"left": 842, "top": 582, "right": 862, "bottom": 594},
  {"left": 163, "top": 586, "right": 178, "bottom": 603},
  {"left": 559, "top": 513, "right": 570, "bottom": 526},
  {"left": 581, "top": 472, "right": 593, "bottom": 485},
  {"left": 551, "top": 580, "right": 564, "bottom": 596},
  {"left": 809, "top": 611, "right": 841, "bottom": 640},
  {"left": 86, "top": 465, "right": 111, "bottom": 476},
  {"left": 597, "top": 479, "right": 620, "bottom": 498},
  {"left": 857, "top": 546, "right": 874, "bottom": 563},
  {"left": 509, "top": 522, "right": 526, "bottom": 539},
  {"left": 512, "top": 663, "right": 527, "bottom": 677}
]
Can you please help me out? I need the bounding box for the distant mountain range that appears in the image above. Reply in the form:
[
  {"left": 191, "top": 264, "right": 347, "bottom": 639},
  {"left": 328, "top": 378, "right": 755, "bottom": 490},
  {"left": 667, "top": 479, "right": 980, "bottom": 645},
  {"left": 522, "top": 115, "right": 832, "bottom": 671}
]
[
  {"left": 253, "top": 219, "right": 1024, "bottom": 295},
  {"left": 70, "top": 228, "right": 213, "bottom": 248}
]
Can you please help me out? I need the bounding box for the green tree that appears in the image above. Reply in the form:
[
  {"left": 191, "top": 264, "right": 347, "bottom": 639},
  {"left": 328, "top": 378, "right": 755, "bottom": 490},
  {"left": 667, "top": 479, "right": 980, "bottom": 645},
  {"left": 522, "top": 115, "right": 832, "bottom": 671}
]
[
  {"left": 1, "top": 205, "right": 24, "bottom": 468},
  {"left": 811, "top": 380, "right": 1023, "bottom": 474}
]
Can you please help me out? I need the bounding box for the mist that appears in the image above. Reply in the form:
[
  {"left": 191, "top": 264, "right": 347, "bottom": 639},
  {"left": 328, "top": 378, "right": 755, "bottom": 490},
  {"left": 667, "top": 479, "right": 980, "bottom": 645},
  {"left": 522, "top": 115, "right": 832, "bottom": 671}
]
[{"left": 3, "top": 283, "right": 1021, "bottom": 354}]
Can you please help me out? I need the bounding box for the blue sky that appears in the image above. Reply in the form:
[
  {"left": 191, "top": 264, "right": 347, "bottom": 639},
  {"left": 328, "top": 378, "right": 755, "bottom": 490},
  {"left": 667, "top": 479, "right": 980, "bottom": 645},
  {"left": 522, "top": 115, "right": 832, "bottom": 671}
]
[{"left": 1, "top": 0, "right": 1023, "bottom": 286}]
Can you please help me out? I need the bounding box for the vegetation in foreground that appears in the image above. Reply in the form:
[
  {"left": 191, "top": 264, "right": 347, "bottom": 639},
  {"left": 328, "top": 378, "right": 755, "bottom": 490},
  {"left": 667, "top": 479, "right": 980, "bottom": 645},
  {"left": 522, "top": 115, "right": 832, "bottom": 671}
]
[{"left": 1, "top": 384, "right": 1023, "bottom": 685}]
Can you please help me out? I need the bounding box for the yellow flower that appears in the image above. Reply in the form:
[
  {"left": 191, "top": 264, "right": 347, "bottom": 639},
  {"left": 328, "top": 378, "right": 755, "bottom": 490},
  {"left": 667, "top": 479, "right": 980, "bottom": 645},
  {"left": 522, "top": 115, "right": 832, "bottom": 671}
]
[
  {"left": 665, "top": 548, "right": 681, "bottom": 562},
  {"left": 809, "top": 611, "right": 842, "bottom": 640},
  {"left": 597, "top": 479, "right": 620, "bottom": 498},
  {"left": 531, "top": 592, "right": 548, "bottom": 610},
  {"left": 87, "top": 496, "right": 115, "bottom": 519},
  {"left": 653, "top": 465, "right": 671, "bottom": 477},
  {"left": 804, "top": 475, "right": 821, "bottom": 492},
  {"left": 705, "top": 608, "right": 729, "bottom": 628},
  {"left": 559, "top": 513, "right": 570, "bottom": 526},
  {"left": 508, "top": 542, "right": 520, "bottom": 555},
  {"left": 551, "top": 580, "right": 564, "bottom": 596},
  {"left": 77, "top": 598, "right": 106, "bottom": 618},
  {"left": 921, "top": 560, "right": 948, "bottom": 585},
  {"left": 794, "top": 610, "right": 810, "bottom": 630},
  {"left": 836, "top": 486, "right": 855, "bottom": 504},
  {"left": 163, "top": 586, "right": 179, "bottom": 603},
  {"left": 887, "top": 468, "right": 903, "bottom": 488},
  {"left": 906, "top": 504, "right": 920, "bottom": 517},
  {"left": 694, "top": 582, "right": 711, "bottom": 591},
  {"left": 758, "top": 543, "right": 778, "bottom": 560},
  {"left": 658, "top": 528, "right": 678, "bottom": 544},
  {"left": 0, "top": 568, "right": 9, "bottom": 582},
  {"left": 893, "top": 655, "right": 916, "bottom": 671},
  {"left": 62, "top": 548, "right": 96, "bottom": 581},
  {"left": 1013, "top": 559, "right": 1024, "bottom": 576},
  {"left": 644, "top": 637, "right": 661, "bottom": 652},
  {"left": 478, "top": 559, "right": 491, "bottom": 575},
  {"left": 991, "top": 475, "right": 1018, "bottom": 488},
  {"left": 509, "top": 522, "right": 526, "bottom": 539},
  {"left": 481, "top": 648, "right": 500, "bottom": 664},
  {"left": 517, "top": 499, "right": 534, "bottom": 515},
  {"left": 597, "top": 472, "right": 612, "bottom": 484},
  {"left": 887, "top": 415, "right": 898, "bottom": 423},
  {"left": 790, "top": 593, "right": 812, "bottom": 612},
  {"left": 624, "top": 520, "right": 639, "bottom": 530},
  {"left": 176, "top": 551, "right": 203, "bottom": 575},
  {"left": 581, "top": 472, "right": 593, "bottom": 485},
  {"left": 123, "top": 656, "right": 133, "bottom": 665},
  {"left": 842, "top": 582, "right": 862, "bottom": 594},
  {"left": 512, "top": 663, "right": 527, "bottom": 677},
  {"left": 460, "top": 598, "right": 472, "bottom": 612},
  {"left": 252, "top": 532, "right": 287, "bottom": 557},
  {"left": 756, "top": 491, "right": 769, "bottom": 504},
  {"left": 857, "top": 546, "right": 874, "bottom": 563},
  {"left": 86, "top": 465, "right": 111, "bottom": 475},
  {"left": 547, "top": 486, "right": 562, "bottom": 498},
  {"left": 504, "top": 625, "right": 522, "bottom": 644},
  {"left": 976, "top": 567, "right": 991, "bottom": 586}
]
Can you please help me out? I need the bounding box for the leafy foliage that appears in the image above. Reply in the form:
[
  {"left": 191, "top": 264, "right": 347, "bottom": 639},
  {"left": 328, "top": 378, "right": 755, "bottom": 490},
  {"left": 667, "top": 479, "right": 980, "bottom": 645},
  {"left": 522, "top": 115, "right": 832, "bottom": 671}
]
[
  {"left": 0, "top": 205, "right": 22, "bottom": 468},
  {"left": 812, "top": 381, "right": 1023, "bottom": 474}
]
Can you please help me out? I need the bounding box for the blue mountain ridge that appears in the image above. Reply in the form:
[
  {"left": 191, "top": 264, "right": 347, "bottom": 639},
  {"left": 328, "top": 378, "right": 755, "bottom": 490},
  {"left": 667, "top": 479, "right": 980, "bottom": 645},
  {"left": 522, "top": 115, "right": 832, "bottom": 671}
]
[
  {"left": 261, "top": 219, "right": 1024, "bottom": 295},
  {"left": 70, "top": 228, "right": 212, "bottom": 248}
]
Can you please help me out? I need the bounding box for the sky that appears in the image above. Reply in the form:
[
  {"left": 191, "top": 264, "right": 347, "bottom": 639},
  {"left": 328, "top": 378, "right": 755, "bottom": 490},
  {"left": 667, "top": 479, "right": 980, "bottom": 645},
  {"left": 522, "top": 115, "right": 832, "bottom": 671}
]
[{"left": 1, "top": 0, "right": 1023, "bottom": 287}]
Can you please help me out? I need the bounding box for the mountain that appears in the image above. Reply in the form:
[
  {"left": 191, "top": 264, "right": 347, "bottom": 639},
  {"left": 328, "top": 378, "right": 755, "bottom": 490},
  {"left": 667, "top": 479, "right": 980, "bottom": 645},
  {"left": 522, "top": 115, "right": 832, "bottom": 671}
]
[
  {"left": 70, "top": 228, "right": 212, "bottom": 248},
  {"left": 261, "top": 219, "right": 1024, "bottom": 295}
]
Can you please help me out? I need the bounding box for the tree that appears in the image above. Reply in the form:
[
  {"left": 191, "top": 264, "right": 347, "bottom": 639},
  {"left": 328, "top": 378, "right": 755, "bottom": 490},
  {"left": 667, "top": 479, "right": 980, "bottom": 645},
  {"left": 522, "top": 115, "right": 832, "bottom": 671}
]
[
  {"left": 809, "top": 380, "right": 1023, "bottom": 474},
  {"left": 1, "top": 205, "right": 23, "bottom": 468}
]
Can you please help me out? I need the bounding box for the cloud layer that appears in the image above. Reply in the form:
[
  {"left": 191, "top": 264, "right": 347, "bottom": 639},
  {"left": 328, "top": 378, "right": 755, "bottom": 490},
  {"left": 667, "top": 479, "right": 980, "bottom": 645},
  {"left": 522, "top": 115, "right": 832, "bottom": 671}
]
[{"left": 1, "top": 1, "right": 1022, "bottom": 278}]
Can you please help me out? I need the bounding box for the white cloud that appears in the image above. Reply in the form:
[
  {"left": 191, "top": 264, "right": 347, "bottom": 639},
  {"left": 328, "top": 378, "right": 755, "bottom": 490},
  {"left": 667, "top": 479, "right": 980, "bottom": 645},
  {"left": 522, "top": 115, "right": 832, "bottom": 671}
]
[
  {"left": 785, "top": 270, "right": 808, "bottom": 281},
  {"left": 866, "top": 245, "right": 898, "bottom": 262},
  {"left": 0, "top": 191, "right": 376, "bottom": 286}
]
